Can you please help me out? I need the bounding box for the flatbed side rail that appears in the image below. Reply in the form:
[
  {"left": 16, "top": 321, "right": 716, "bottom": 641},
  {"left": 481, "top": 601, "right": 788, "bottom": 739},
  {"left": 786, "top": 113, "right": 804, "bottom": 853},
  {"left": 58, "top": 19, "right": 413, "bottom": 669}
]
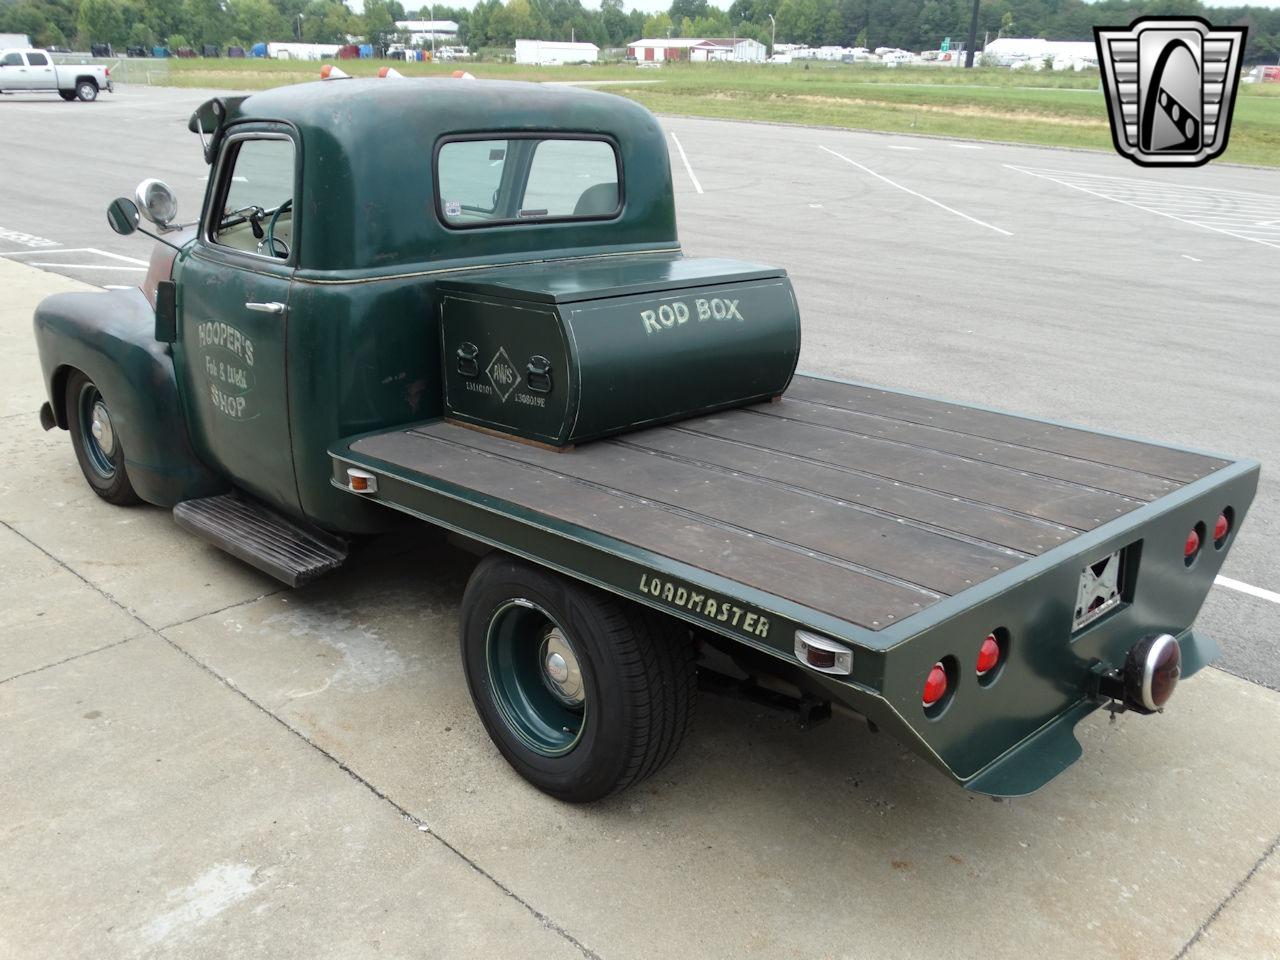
[{"left": 330, "top": 437, "right": 889, "bottom": 694}]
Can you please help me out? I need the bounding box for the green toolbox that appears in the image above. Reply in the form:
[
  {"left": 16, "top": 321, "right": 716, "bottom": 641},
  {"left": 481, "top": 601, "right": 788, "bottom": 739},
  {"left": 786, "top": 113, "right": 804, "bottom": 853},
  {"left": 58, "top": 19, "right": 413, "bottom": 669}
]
[{"left": 437, "top": 255, "right": 801, "bottom": 447}]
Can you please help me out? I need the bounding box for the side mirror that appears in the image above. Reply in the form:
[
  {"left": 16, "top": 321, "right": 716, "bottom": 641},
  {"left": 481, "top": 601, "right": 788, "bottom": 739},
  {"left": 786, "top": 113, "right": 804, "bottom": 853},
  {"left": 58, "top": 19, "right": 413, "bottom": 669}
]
[
  {"left": 107, "top": 197, "right": 140, "bottom": 236},
  {"left": 135, "top": 178, "right": 178, "bottom": 228}
]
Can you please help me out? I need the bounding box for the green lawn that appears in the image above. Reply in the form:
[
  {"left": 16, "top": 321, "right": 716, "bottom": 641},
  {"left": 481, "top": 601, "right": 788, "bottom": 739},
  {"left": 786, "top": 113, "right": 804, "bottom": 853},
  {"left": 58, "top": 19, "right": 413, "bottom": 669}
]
[{"left": 156, "top": 58, "right": 1280, "bottom": 167}]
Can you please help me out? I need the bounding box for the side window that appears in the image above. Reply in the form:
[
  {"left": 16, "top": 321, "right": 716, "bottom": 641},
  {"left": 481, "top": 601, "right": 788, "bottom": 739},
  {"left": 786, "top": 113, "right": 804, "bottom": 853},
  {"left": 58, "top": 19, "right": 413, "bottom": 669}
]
[
  {"left": 212, "top": 137, "right": 296, "bottom": 260},
  {"left": 521, "top": 140, "right": 618, "bottom": 219},
  {"left": 1, "top": 53, "right": 23, "bottom": 66},
  {"left": 26, "top": 52, "right": 49, "bottom": 66}
]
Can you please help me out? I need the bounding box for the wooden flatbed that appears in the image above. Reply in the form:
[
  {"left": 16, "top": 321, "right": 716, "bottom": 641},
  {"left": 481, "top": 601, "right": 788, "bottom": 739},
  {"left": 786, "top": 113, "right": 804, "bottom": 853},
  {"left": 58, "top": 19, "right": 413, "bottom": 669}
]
[{"left": 339, "top": 374, "right": 1231, "bottom": 635}]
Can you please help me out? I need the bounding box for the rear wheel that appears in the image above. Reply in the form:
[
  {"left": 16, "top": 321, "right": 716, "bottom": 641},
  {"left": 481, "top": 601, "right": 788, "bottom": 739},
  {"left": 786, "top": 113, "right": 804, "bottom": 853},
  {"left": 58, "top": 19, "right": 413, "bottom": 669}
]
[
  {"left": 75, "top": 80, "right": 97, "bottom": 102},
  {"left": 65, "top": 371, "right": 141, "bottom": 505},
  {"left": 461, "top": 554, "right": 697, "bottom": 802}
]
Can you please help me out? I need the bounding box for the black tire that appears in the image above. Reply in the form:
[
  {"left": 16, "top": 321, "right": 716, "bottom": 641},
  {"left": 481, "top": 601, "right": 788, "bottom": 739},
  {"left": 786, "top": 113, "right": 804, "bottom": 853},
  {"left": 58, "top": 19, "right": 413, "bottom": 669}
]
[
  {"left": 75, "top": 80, "right": 97, "bottom": 102},
  {"left": 59, "top": 90, "right": 77, "bottom": 102},
  {"left": 65, "top": 371, "right": 141, "bottom": 505},
  {"left": 461, "top": 554, "right": 697, "bottom": 802}
]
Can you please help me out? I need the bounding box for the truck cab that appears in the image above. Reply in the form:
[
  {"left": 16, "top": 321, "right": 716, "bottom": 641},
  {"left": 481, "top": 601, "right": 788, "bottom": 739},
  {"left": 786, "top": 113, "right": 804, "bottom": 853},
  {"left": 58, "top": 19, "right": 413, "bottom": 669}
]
[{"left": 31, "top": 79, "right": 1258, "bottom": 803}]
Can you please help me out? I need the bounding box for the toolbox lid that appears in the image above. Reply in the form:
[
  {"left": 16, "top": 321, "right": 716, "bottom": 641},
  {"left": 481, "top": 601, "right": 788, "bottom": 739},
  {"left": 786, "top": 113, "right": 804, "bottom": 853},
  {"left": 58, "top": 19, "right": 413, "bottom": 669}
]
[{"left": 438, "top": 256, "right": 786, "bottom": 305}]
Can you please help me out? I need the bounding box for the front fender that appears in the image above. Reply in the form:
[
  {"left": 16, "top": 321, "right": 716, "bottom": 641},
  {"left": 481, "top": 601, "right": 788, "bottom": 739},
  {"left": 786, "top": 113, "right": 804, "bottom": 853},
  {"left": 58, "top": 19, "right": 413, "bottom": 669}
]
[{"left": 33, "top": 287, "right": 226, "bottom": 507}]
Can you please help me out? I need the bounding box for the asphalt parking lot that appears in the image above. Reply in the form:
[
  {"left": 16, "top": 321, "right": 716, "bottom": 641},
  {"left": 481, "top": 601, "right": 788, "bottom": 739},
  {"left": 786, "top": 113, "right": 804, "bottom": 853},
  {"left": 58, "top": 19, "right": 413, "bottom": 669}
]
[{"left": 2, "top": 82, "right": 1278, "bottom": 959}]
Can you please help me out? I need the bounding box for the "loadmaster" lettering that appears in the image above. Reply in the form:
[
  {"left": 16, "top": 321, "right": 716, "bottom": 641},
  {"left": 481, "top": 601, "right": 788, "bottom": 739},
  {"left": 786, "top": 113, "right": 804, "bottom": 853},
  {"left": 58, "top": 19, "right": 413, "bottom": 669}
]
[{"left": 641, "top": 297, "right": 743, "bottom": 335}]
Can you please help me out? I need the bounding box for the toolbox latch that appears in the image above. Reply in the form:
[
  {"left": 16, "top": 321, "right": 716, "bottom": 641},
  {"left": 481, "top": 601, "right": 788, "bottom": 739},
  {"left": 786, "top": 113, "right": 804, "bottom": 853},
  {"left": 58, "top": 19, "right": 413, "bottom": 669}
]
[
  {"left": 456, "top": 341, "right": 479, "bottom": 377},
  {"left": 527, "top": 356, "right": 553, "bottom": 394}
]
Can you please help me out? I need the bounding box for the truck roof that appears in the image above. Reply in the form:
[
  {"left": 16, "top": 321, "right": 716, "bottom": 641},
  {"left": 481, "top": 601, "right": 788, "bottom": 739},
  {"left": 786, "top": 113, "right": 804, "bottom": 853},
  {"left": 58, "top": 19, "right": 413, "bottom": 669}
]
[{"left": 197, "top": 79, "right": 679, "bottom": 275}]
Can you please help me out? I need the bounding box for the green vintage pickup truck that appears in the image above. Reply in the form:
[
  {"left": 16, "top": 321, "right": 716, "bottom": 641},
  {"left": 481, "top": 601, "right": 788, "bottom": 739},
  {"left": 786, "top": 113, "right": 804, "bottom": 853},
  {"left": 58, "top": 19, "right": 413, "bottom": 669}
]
[{"left": 33, "top": 79, "right": 1258, "bottom": 802}]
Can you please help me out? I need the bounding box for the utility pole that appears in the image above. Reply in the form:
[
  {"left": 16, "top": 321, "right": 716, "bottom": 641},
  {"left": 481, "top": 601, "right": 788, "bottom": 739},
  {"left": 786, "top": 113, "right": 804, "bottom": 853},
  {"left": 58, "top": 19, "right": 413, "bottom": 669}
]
[
  {"left": 767, "top": 13, "right": 775, "bottom": 57},
  {"left": 964, "top": 0, "right": 980, "bottom": 67}
]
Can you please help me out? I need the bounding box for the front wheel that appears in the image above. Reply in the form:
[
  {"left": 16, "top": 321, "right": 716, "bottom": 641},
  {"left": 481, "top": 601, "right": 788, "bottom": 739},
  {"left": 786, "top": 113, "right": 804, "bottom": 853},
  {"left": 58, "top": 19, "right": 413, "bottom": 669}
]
[
  {"left": 65, "top": 371, "right": 141, "bottom": 505},
  {"left": 75, "top": 81, "right": 98, "bottom": 102},
  {"left": 461, "top": 554, "right": 697, "bottom": 802}
]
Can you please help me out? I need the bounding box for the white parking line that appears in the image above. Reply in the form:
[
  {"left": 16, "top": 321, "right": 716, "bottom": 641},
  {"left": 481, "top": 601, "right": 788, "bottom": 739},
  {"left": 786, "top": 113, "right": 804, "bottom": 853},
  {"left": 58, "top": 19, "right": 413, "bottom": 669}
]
[
  {"left": 1216, "top": 576, "right": 1280, "bottom": 606},
  {"left": 1182, "top": 254, "right": 1203, "bottom": 262},
  {"left": 3, "top": 246, "right": 147, "bottom": 264},
  {"left": 27, "top": 263, "right": 147, "bottom": 271},
  {"left": 887, "top": 145, "right": 921, "bottom": 151},
  {"left": 669, "top": 133, "right": 704, "bottom": 195},
  {"left": 950, "top": 143, "right": 983, "bottom": 150},
  {"left": 84, "top": 247, "right": 149, "bottom": 266},
  {"left": 1004, "top": 165, "right": 1280, "bottom": 251},
  {"left": 820, "top": 146, "right": 1013, "bottom": 236}
]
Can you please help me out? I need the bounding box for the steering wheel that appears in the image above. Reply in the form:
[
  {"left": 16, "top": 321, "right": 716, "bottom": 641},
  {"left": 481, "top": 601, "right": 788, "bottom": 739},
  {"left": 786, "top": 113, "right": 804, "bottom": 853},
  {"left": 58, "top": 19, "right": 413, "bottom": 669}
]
[{"left": 265, "top": 199, "right": 292, "bottom": 260}]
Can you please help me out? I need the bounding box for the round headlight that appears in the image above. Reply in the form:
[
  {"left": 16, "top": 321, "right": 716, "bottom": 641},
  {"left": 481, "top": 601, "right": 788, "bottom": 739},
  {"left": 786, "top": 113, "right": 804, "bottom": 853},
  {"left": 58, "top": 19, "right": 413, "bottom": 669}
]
[{"left": 134, "top": 178, "right": 178, "bottom": 226}]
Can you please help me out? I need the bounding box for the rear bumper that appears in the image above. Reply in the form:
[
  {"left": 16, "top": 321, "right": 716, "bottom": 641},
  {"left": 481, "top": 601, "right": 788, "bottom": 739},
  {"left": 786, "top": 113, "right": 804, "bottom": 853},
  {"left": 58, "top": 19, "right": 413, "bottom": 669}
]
[{"left": 961, "top": 628, "right": 1219, "bottom": 797}]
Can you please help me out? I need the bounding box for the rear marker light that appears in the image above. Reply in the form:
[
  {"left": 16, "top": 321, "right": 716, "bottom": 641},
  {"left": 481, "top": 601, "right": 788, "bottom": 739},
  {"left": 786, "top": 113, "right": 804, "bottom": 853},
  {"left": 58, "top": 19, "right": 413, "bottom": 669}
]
[
  {"left": 1184, "top": 528, "right": 1199, "bottom": 557},
  {"left": 922, "top": 662, "right": 948, "bottom": 707},
  {"left": 346, "top": 468, "right": 377, "bottom": 494},
  {"left": 976, "top": 633, "right": 1001, "bottom": 676},
  {"left": 1214, "top": 510, "right": 1231, "bottom": 547},
  {"left": 1184, "top": 523, "right": 1203, "bottom": 566},
  {"left": 794, "top": 631, "right": 852, "bottom": 675}
]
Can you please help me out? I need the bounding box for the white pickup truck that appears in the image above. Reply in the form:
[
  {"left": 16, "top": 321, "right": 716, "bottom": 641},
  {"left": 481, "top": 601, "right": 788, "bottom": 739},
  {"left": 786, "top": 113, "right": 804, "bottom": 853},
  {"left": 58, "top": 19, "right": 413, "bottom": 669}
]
[{"left": 0, "top": 49, "right": 112, "bottom": 101}]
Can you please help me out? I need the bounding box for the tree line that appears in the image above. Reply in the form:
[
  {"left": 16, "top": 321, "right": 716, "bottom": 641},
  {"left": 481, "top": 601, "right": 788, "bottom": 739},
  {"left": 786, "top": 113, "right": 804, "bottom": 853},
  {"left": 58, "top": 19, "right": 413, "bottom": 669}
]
[{"left": 2, "top": 0, "right": 1277, "bottom": 63}]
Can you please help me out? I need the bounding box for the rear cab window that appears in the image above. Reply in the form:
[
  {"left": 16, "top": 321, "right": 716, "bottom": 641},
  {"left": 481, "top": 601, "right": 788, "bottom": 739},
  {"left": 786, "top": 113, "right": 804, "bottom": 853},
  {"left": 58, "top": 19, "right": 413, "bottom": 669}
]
[
  {"left": 26, "top": 52, "right": 49, "bottom": 65},
  {"left": 436, "top": 135, "right": 620, "bottom": 228}
]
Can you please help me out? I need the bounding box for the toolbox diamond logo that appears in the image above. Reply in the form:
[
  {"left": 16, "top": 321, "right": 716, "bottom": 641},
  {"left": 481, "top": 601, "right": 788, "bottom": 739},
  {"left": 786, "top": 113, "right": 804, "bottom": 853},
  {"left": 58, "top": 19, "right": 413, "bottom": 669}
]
[
  {"left": 1095, "top": 17, "right": 1247, "bottom": 167},
  {"left": 486, "top": 347, "right": 520, "bottom": 403}
]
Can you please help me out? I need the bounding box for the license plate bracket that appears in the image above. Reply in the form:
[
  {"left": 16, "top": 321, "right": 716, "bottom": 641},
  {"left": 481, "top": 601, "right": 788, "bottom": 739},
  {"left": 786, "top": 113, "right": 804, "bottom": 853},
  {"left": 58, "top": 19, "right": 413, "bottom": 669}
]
[{"left": 1073, "top": 546, "right": 1131, "bottom": 633}]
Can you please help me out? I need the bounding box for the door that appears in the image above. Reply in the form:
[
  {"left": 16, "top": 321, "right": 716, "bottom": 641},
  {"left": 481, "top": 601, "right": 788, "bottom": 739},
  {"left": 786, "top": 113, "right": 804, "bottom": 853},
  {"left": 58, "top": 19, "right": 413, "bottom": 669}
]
[
  {"left": 22, "top": 51, "right": 56, "bottom": 90},
  {"left": 1, "top": 51, "right": 30, "bottom": 89},
  {"left": 175, "top": 127, "right": 302, "bottom": 514}
]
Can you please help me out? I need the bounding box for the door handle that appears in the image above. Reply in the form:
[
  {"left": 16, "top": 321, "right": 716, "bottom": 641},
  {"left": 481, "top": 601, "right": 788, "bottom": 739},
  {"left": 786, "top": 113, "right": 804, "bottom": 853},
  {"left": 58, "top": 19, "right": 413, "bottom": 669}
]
[{"left": 245, "top": 301, "right": 287, "bottom": 315}]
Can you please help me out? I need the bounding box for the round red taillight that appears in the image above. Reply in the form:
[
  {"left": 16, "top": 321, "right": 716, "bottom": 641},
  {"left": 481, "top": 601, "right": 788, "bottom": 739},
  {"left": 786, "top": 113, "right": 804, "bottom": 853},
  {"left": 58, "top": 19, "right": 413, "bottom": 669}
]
[
  {"left": 1214, "top": 512, "right": 1230, "bottom": 545},
  {"left": 1184, "top": 527, "right": 1200, "bottom": 558},
  {"left": 1123, "top": 634, "right": 1181, "bottom": 712},
  {"left": 976, "top": 634, "right": 1001, "bottom": 676},
  {"left": 922, "top": 662, "right": 948, "bottom": 707}
]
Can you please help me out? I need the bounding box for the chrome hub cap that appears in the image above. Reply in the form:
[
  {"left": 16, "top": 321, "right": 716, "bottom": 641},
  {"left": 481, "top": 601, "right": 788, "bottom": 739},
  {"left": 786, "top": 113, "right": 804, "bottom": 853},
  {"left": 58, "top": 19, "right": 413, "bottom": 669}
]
[
  {"left": 90, "top": 401, "right": 115, "bottom": 457},
  {"left": 540, "top": 628, "right": 584, "bottom": 706}
]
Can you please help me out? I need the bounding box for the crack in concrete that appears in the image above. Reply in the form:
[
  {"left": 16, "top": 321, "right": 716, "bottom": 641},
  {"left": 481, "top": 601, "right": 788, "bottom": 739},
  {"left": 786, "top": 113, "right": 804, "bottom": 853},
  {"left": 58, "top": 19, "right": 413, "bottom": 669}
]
[
  {"left": 0, "top": 635, "right": 134, "bottom": 685},
  {"left": 1171, "top": 831, "right": 1280, "bottom": 960},
  {"left": 0, "top": 518, "right": 603, "bottom": 960}
]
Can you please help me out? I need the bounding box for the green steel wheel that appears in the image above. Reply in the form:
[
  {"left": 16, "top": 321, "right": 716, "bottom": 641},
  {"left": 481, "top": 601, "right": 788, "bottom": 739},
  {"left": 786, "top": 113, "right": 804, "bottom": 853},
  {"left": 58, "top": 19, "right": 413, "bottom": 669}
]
[
  {"left": 461, "top": 554, "right": 697, "bottom": 803},
  {"left": 65, "top": 370, "right": 141, "bottom": 506}
]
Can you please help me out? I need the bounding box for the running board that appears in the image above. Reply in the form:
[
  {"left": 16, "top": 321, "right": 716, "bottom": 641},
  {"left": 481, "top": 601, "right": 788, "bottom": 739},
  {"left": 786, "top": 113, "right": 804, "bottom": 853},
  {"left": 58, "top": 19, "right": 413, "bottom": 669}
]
[{"left": 173, "top": 492, "right": 348, "bottom": 588}]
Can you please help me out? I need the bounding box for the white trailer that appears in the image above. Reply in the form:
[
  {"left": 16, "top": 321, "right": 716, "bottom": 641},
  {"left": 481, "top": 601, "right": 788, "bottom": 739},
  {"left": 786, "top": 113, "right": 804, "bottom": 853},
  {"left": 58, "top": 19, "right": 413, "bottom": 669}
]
[{"left": 514, "top": 40, "right": 599, "bottom": 66}]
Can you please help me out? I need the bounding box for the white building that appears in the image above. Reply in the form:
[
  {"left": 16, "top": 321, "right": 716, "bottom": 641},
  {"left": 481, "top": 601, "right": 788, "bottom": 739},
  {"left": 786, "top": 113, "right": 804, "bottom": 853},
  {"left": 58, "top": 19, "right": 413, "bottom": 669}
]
[
  {"left": 627, "top": 37, "right": 764, "bottom": 63},
  {"left": 395, "top": 20, "right": 459, "bottom": 46},
  {"left": 689, "top": 38, "right": 766, "bottom": 62},
  {"left": 515, "top": 39, "right": 600, "bottom": 65},
  {"left": 0, "top": 32, "right": 33, "bottom": 48}
]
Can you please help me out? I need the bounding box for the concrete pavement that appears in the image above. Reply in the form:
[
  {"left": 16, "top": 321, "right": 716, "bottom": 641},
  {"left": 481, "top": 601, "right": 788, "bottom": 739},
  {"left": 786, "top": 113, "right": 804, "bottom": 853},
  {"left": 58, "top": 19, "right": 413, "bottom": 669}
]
[{"left": 2, "top": 255, "right": 1279, "bottom": 959}]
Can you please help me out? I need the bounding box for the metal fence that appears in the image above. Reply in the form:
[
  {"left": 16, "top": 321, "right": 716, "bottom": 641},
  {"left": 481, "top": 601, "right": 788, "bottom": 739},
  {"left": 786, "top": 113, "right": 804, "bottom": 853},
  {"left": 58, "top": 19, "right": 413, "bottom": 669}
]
[{"left": 50, "top": 53, "right": 172, "bottom": 85}]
